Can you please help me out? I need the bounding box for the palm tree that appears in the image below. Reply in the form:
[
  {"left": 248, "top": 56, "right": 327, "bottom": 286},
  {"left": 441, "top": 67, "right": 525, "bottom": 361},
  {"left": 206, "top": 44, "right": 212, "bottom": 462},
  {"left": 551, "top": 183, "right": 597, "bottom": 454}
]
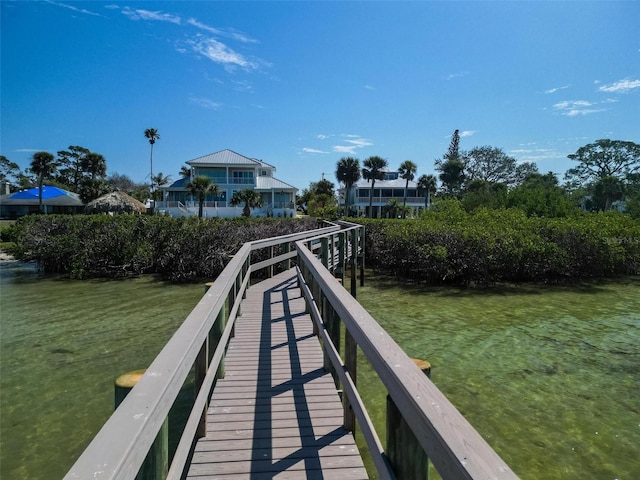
[
  {"left": 362, "top": 156, "right": 387, "bottom": 218},
  {"left": 398, "top": 160, "right": 417, "bottom": 217},
  {"left": 151, "top": 172, "right": 172, "bottom": 201},
  {"left": 335, "top": 156, "right": 361, "bottom": 216},
  {"left": 417, "top": 174, "right": 437, "bottom": 209},
  {"left": 186, "top": 176, "right": 220, "bottom": 218},
  {"left": 81, "top": 152, "right": 107, "bottom": 181},
  {"left": 30, "top": 151, "right": 57, "bottom": 213},
  {"left": 179, "top": 165, "right": 191, "bottom": 178},
  {"left": 144, "top": 128, "right": 160, "bottom": 194},
  {"left": 230, "top": 189, "right": 264, "bottom": 217}
]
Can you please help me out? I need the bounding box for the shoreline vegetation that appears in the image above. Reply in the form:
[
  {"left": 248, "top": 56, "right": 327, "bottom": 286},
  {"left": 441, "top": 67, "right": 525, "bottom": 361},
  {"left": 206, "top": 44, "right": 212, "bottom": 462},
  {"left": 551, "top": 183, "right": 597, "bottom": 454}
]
[
  {"left": 2, "top": 215, "right": 319, "bottom": 282},
  {"left": 360, "top": 201, "right": 639, "bottom": 286},
  {"left": 2, "top": 205, "right": 639, "bottom": 285}
]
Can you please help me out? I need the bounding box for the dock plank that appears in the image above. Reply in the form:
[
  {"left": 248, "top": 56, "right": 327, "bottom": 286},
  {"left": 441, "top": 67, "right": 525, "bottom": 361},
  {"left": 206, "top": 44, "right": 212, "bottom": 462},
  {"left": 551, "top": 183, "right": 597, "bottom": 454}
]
[{"left": 186, "top": 269, "right": 366, "bottom": 479}]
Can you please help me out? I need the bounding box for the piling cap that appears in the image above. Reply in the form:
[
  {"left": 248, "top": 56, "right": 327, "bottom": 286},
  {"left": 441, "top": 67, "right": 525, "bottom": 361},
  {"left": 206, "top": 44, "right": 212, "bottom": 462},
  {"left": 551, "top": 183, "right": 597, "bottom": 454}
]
[{"left": 115, "top": 369, "right": 147, "bottom": 389}]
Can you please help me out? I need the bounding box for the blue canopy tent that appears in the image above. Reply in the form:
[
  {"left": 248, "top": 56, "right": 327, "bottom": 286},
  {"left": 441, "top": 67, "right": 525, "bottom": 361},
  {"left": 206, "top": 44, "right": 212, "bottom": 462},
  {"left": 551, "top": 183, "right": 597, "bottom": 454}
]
[{"left": 0, "top": 187, "right": 84, "bottom": 218}]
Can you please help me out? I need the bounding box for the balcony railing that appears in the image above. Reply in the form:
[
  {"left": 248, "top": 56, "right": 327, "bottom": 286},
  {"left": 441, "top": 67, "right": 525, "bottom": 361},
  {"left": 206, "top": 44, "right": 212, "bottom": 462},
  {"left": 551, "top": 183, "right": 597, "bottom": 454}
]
[{"left": 355, "top": 196, "right": 424, "bottom": 205}]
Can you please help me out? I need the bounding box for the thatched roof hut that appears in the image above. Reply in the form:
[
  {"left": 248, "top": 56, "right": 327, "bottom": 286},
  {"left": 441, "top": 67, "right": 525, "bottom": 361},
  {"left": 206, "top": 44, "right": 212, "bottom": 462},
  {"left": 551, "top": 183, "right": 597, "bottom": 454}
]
[{"left": 86, "top": 191, "right": 147, "bottom": 214}]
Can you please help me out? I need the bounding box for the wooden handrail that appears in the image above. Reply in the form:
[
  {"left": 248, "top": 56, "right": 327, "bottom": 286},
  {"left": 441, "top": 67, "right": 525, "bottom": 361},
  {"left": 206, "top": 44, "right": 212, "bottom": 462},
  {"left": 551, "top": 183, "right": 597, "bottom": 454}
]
[
  {"left": 295, "top": 227, "right": 519, "bottom": 480},
  {"left": 64, "top": 219, "right": 516, "bottom": 480},
  {"left": 62, "top": 223, "right": 341, "bottom": 480}
]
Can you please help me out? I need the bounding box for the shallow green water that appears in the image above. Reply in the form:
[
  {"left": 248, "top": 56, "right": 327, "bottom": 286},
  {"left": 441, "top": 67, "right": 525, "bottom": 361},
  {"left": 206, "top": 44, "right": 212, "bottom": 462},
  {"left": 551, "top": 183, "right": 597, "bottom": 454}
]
[
  {"left": 1, "top": 262, "right": 638, "bottom": 480},
  {"left": 0, "top": 262, "right": 203, "bottom": 480},
  {"left": 354, "top": 274, "right": 640, "bottom": 480}
]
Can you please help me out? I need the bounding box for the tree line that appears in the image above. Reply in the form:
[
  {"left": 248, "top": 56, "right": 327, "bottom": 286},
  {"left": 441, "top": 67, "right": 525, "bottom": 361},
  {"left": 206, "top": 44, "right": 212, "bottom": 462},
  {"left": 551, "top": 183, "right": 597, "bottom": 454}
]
[
  {"left": 1, "top": 128, "right": 270, "bottom": 218},
  {"left": 0, "top": 129, "right": 174, "bottom": 211},
  {"left": 320, "top": 133, "right": 640, "bottom": 219}
]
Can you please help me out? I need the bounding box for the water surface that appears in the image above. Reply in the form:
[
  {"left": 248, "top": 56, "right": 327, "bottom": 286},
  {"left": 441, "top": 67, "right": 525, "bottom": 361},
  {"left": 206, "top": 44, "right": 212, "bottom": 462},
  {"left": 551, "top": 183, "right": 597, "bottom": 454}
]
[
  {"left": 1, "top": 262, "right": 638, "bottom": 479},
  {"left": 354, "top": 274, "right": 640, "bottom": 480},
  {"left": 0, "top": 262, "right": 203, "bottom": 480}
]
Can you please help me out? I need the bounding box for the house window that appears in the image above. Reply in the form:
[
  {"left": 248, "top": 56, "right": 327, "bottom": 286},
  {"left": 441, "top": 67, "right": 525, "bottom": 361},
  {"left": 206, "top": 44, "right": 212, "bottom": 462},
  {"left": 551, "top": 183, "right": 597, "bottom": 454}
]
[
  {"left": 196, "top": 168, "right": 226, "bottom": 183},
  {"left": 260, "top": 169, "right": 268, "bottom": 176},
  {"left": 231, "top": 171, "right": 254, "bottom": 184}
]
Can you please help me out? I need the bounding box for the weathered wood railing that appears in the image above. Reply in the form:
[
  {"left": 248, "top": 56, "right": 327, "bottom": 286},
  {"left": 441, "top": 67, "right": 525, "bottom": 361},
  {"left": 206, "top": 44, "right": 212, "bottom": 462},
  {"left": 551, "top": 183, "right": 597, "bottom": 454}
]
[
  {"left": 63, "top": 223, "right": 342, "bottom": 480},
  {"left": 296, "top": 220, "right": 519, "bottom": 480},
  {"left": 64, "top": 219, "right": 517, "bottom": 480}
]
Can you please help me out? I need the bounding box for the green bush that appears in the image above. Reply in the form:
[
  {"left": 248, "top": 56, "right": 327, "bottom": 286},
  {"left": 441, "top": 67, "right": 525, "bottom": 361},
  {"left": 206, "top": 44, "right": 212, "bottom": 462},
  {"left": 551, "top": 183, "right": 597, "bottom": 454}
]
[
  {"left": 358, "top": 203, "right": 640, "bottom": 285},
  {"left": 11, "top": 215, "right": 318, "bottom": 281}
]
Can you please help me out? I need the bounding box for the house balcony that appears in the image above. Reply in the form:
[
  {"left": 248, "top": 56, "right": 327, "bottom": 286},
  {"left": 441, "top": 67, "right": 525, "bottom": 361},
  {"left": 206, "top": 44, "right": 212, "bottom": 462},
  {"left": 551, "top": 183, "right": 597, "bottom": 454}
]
[{"left": 353, "top": 196, "right": 425, "bottom": 205}]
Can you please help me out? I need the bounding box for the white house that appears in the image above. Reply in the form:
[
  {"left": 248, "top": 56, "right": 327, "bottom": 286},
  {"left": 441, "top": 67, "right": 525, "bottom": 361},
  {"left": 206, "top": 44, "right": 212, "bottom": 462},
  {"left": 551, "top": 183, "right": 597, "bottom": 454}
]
[
  {"left": 340, "top": 171, "right": 426, "bottom": 218},
  {"left": 157, "top": 149, "right": 297, "bottom": 218}
]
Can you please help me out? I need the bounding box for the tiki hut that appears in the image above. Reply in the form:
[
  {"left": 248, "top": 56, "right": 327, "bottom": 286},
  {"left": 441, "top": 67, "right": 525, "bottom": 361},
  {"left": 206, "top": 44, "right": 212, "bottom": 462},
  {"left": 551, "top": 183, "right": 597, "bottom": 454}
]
[{"left": 86, "top": 191, "right": 147, "bottom": 214}]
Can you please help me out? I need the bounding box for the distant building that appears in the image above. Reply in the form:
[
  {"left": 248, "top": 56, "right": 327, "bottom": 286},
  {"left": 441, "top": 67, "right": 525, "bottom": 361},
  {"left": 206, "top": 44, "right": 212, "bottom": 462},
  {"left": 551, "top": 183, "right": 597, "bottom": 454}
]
[
  {"left": 0, "top": 186, "right": 84, "bottom": 219},
  {"left": 339, "top": 171, "right": 424, "bottom": 218},
  {"left": 158, "top": 149, "right": 297, "bottom": 218}
]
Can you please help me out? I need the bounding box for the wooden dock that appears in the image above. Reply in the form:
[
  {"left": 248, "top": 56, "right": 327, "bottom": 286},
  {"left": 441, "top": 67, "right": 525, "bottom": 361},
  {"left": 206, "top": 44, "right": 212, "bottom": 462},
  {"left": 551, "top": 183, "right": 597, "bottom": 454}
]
[
  {"left": 186, "top": 269, "right": 368, "bottom": 479},
  {"left": 64, "top": 223, "right": 517, "bottom": 480}
]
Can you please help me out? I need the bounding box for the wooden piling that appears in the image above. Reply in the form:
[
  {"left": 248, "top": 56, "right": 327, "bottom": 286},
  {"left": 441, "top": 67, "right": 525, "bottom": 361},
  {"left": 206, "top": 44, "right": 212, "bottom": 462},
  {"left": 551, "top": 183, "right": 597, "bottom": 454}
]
[
  {"left": 115, "top": 370, "right": 168, "bottom": 480},
  {"left": 386, "top": 358, "right": 432, "bottom": 480}
]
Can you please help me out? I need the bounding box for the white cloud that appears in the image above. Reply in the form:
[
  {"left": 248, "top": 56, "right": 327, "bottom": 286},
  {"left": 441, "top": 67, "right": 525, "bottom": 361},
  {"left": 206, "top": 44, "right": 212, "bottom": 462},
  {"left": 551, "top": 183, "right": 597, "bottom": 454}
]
[
  {"left": 187, "top": 36, "right": 258, "bottom": 71},
  {"left": 232, "top": 80, "right": 254, "bottom": 92},
  {"left": 446, "top": 72, "right": 468, "bottom": 80},
  {"left": 460, "top": 130, "right": 475, "bottom": 137},
  {"left": 122, "top": 7, "right": 181, "bottom": 24},
  {"left": 552, "top": 100, "right": 604, "bottom": 116},
  {"left": 189, "top": 97, "right": 221, "bottom": 110},
  {"left": 316, "top": 134, "right": 331, "bottom": 140},
  {"left": 544, "top": 85, "right": 570, "bottom": 94},
  {"left": 509, "top": 148, "right": 564, "bottom": 163},
  {"left": 364, "top": 84, "right": 375, "bottom": 90},
  {"left": 187, "top": 18, "right": 223, "bottom": 35},
  {"left": 345, "top": 138, "right": 373, "bottom": 147},
  {"left": 44, "top": 0, "right": 104, "bottom": 17},
  {"left": 302, "top": 148, "right": 328, "bottom": 154},
  {"left": 104, "top": 4, "right": 119, "bottom": 10},
  {"left": 15, "top": 148, "right": 41, "bottom": 153},
  {"left": 598, "top": 78, "right": 640, "bottom": 93},
  {"left": 333, "top": 136, "right": 373, "bottom": 154},
  {"left": 333, "top": 145, "right": 359, "bottom": 154},
  {"left": 186, "top": 18, "right": 258, "bottom": 44}
]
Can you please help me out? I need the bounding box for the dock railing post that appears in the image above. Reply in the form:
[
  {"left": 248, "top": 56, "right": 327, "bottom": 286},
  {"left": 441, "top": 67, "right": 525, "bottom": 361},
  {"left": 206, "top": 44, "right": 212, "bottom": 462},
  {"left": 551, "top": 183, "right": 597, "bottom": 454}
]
[
  {"left": 386, "top": 360, "right": 432, "bottom": 480},
  {"left": 339, "top": 231, "right": 346, "bottom": 284},
  {"left": 343, "top": 328, "right": 357, "bottom": 432},
  {"left": 195, "top": 340, "right": 208, "bottom": 439},
  {"left": 350, "top": 229, "right": 357, "bottom": 298},
  {"left": 210, "top": 299, "right": 227, "bottom": 380},
  {"left": 269, "top": 245, "right": 275, "bottom": 278},
  {"left": 114, "top": 370, "right": 168, "bottom": 480},
  {"left": 359, "top": 227, "right": 365, "bottom": 287},
  {"left": 321, "top": 237, "right": 329, "bottom": 268},
  {"left": 284, "top": 241, "right": 291, "bottom": 270}
]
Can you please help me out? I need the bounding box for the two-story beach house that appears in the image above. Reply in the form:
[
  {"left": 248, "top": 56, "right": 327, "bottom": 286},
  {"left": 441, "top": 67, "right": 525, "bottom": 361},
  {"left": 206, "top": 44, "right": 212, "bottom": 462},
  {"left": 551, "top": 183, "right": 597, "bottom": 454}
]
[
  {"left": 157, "top": 149, "right": 297, "bottom": 218},
  {"left": 340, "top": 171, "right": 425, "bottom": 218}
]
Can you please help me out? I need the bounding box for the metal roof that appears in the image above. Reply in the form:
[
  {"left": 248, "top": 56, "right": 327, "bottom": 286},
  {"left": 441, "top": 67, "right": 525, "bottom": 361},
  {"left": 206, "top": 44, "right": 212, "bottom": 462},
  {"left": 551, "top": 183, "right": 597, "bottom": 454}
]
[
  {"left": 165, "top": 177, "right": 188, "bottom": 189},
  {"left": 256, "top": 176, "right": 297, "bottom": 191},
  {"left": 0, "top": 187, "right": 84, "bottom": 206},
  {"left": 186, "top": 149, "right": 275, "bottom": 169}
]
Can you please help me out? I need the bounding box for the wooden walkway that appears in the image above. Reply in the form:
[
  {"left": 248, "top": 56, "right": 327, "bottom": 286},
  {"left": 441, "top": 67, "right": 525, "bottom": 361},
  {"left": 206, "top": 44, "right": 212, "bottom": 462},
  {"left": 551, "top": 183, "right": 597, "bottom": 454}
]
[{"left": 186, "top": 269, "right": 368, "bottom": 479}]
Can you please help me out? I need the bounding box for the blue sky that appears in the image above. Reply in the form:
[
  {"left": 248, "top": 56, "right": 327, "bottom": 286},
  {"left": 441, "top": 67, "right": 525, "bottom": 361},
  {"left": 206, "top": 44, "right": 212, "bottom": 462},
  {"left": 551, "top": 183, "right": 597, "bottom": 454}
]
[{"left": 2, "top": 1, "right": 639, "bottom": 190}]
